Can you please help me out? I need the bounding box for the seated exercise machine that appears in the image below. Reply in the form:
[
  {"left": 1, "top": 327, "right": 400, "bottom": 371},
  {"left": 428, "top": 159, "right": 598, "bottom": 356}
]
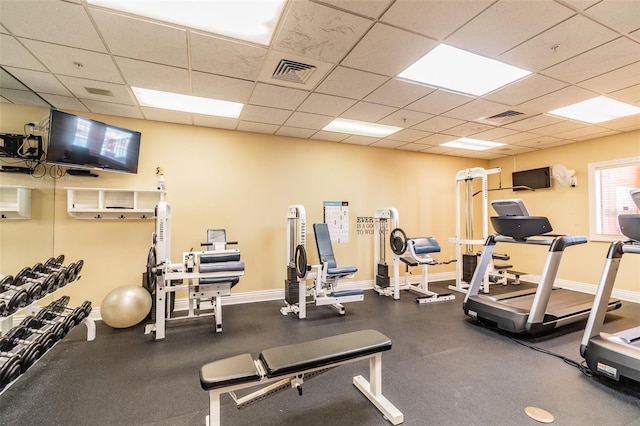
[
  {"left": 377, "top": 224, "right": 455, "bottom": 303},
  {"left": 463, "top": 199, "right": 622, "bottom": 335},
  {"left": 281, "top": 205, "right": 363, "bottom": 318},
  {"left": 581, "top": 189, "right": 640, "bottom": 383},
  {"left": 199, "top": 329, "right": 403, "bottom": 425},
  {"left": 144, "top": 201, "right": 245, "bottom": 340}
]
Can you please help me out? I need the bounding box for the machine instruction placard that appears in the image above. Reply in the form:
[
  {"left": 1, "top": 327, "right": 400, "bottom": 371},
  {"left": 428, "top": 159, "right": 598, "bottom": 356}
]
[{"left": 323, "top": 201, "right": 349, "bottom": 243}]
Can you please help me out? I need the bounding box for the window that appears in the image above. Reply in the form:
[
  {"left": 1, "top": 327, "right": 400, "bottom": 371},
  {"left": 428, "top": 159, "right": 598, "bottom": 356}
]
[{"left": 588, "top": 156, "right": 640, "bottom": 241}]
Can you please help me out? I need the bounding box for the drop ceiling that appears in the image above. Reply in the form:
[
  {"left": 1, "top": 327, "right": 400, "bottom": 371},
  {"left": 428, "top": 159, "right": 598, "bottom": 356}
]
[{"left": 1, "top": 0, "right": 639, "bottom": 159}]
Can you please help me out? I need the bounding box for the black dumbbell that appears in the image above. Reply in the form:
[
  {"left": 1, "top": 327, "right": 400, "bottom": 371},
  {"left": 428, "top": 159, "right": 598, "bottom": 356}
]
[
  {"left": 8, "top": 269, "right": 48, "bottom": 303},
  {"left": 1, "top": 325, "right": 55, "bottom": 355},
  {"left": 39, "top": 256, "right": 83, "bottom": 286},
  {"left": 0, "top": 276, "right": 28, "bottom": 316},
  {"left": 27, "top": 263, "right": 65, "bottom": 293},
  {"left": 0, "top": 353, "right": 21, "bottom": 391},
  {"left": 0, "top": 329, "right": 44, "bottom": 374},
  {"left": 20, "top": 315, "right": 66, "bottom": 342},
  {"left": 39, "top": 297, "right": 89, "bottom": 330}
]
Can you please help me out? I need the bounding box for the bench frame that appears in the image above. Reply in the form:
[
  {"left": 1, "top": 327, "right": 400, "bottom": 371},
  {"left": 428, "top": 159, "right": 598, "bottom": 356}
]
[{"left": 204, "top": 350, "right": 403, "bottom": 425}]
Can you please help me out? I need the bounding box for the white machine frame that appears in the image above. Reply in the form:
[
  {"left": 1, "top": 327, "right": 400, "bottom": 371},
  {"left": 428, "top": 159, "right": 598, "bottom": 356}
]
[
  {"left": 145, "top": 202, "right": 244, "bottom": 340},
  {"left": 281, "top": 205, "right": 362, "bottom": 319},
  {"left": 448, "top": 167, "right": 501, "bottom": 293},
  {"left": 373, "top": 207, "right": 399, "bottom": 297}
]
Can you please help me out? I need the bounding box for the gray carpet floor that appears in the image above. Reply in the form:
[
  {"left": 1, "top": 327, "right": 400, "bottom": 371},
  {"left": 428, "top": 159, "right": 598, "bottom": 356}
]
[{"left": 1, "top": 281, "right": 639, "bottom": 425}]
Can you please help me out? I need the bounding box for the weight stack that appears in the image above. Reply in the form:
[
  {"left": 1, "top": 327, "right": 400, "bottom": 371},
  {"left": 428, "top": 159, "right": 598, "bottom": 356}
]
[
  {"left": 376, "top": 263, "right": 390, "bottom": 288},
  {"left": 462, "top": 253, "right": 477, "bottom": 283},
  {"left": 285, "top": 266, "right": 299, "bottom": 305}
]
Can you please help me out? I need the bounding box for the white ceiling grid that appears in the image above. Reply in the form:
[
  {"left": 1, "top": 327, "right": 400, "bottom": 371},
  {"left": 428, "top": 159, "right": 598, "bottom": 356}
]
[{"left": 0, "top": 0, "right": 639, "bottom": 159}]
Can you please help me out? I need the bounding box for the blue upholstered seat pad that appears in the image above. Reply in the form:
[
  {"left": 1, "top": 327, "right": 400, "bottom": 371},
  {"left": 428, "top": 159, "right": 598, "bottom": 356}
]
[
  {"left": 327, "top": 266, "right": 358, "bottom": 275},
  {"left": 411, "top": 237, "right": 441, "bottom": 254},
  {"left": 200, "top": 253, "right": 241, "bottom": 263},
  {"left": 200, "top": 353, "right": 260, "bottom": 390},
  {"left": 259, "top": 329, "right": 391, "bottom": 378}
]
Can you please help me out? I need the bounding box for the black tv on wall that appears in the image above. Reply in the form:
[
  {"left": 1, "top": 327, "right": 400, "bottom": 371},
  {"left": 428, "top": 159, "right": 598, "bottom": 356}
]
[
  {"left": 46, "top": 110, "right": 141, "bottom": 174},
  {"left": 512, "top": 167, "right": 551, "bottom": 191}
]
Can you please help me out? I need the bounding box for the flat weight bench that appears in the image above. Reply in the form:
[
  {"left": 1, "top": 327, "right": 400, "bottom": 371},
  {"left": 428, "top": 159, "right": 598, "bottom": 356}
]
[{"left": 200, "top": 329, "right": 403, "bottom": 425}]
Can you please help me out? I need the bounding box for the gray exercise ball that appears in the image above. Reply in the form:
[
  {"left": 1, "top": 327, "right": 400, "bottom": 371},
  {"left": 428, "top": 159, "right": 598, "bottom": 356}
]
[{"left": 101, "top": 285, "right": 152, "bottom": 329}]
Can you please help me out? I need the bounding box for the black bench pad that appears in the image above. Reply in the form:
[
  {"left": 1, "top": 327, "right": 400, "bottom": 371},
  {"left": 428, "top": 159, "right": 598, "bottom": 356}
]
[
  {"left": 259, "top": 329, "right": 391, "bottom": 378},
  {"left": 200, "top": 353, "right": 260, "bottom": 391}
]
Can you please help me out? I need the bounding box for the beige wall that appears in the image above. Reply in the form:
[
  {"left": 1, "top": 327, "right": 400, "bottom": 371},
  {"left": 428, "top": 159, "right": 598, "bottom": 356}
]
[
  {"left": 488, "top": 130, "right": 640, "bottom": 293},
  {"left": 1, "top": 104, "right": 481, "bottom": 306},
  {"left": 2, "top": 103, "right": 638, "bottom": 308}
]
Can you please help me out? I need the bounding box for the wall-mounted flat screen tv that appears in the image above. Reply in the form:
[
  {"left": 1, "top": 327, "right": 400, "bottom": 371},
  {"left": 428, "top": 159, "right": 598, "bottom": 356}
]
[
  {"left": 45, "top": 110, "right": 141, "bottom": 174},
  {"left": 512, "top": 166, "right": 551, "bottom": 191}
]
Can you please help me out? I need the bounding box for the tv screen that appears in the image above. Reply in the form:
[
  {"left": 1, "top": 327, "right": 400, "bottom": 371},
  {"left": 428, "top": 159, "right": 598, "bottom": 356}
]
[
  {"left": 46, "top": 110, "right": 141, "bottom": 174},
  {"left": 512, "top": 167, "right": 551, "bottom": 191}
]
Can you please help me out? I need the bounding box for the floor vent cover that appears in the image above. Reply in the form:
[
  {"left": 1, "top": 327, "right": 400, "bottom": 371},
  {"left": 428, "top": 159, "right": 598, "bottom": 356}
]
[{"left": 272, "top": 59, "right": 316, "bottom": 84}]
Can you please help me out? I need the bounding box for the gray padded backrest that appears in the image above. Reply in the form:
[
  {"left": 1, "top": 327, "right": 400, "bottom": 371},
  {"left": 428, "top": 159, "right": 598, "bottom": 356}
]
[
  {"left": 491, "top": 199, "right": 530, "bottom": 216},
  {"left": 313, "top": 223, "right": 336, "bottom": 269}
]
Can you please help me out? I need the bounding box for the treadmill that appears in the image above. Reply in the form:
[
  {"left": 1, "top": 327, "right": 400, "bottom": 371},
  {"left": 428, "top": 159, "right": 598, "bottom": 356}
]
[
  {"left": 580, "top": 189, "right": 640, "bottom": 383},
  {"left": 463, "top": 199, "right": 622, "bottom": 335}
]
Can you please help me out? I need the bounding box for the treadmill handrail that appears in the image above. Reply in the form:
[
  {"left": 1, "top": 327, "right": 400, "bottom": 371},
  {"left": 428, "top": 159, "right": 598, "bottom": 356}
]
[{"left": 494, "top": 234, "right": 587, "bottom": 249}]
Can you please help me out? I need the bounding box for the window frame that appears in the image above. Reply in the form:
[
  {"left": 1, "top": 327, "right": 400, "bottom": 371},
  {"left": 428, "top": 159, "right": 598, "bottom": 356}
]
[{"left": 588, "top": 156, "right": 640, "bottom": 242}]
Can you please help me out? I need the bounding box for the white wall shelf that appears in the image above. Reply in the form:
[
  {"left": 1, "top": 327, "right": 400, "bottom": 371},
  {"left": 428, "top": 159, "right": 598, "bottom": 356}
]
[
  {"left": 0, "top": 185, "right": 33, "bottom": 219},
  {"left": 65, "top": 187, "right": 165, "bottom": 219}
]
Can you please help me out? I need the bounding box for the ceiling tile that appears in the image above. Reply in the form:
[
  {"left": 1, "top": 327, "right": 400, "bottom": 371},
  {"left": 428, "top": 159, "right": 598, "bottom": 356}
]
[
  {"left": 315, "top": 0, "right": 393, "bottom": 19},
  {"left": 310, "top": 130, "right": 349, "bottom": 142},
  {"left": 237, "top": 121, "right": 280, "bottom": 134},
  {"left": 0, "top": 34, "right": 47, "bottom": 71},
  {"left": 284, "top": 111, "right": 333, "bottom": 129},
  {"left": 529, "top": 120, "right": 587, "bottom": 136},
  {"left": 0, "top": 88, "right": 50, "bottom": 107},
  {"left": 276, "top": 126, "right": 318, "bottom": 138},
  {"left": 598, "top": 114, "right": 640, "bottom": 131},
  {"left": 240, "top": 105, "right": 292, "bottom": 125},
  {"left": 377, "top": 109, "right": 433, "bottom": 127},
  {"left": 39, "top": 94, "right": 88, "bottom": 112},
  {"left": 340, "top": 135, "right": 379, "bottom": 145},
  {"left": 610, "top": 84, "right": 640, "bottom": 103},
  {"left": 516, "top": 85, "right": 597, "bottom": 113},
  {"left": 415, "top": 133, "right": 458, "bottom": 146},
  {"left": 249, "top": 83, "right": 309, "bottom": 110},
  {"left": 142, "top": 107, "right": 192, "bottom": 125},
  {"left": 396, "top": 142, "right": 431, "bottom": 152},
  {"left": 341, "top": 101, "right": 397, "bottom": 122},
  {"left": 446, "top": 1, "right": 575, "bottom": 56},
  {"left": 470, "top": 127, "right": 520, "bottom": 141},
  {"left": 91, "top": 9, "right": 188, "bottom": 68},
  {"left": 2, "top": 0, "right": 106, "bottom": 52},
  {"left": 553, "top": 125, "right": 615, "bottom": 140},
  {"left": 116, "top": 58, "right": 190, "bottom": 94},
  {"left": 411, "top": 115, "right": 465, "bottom": 133},
  {"left": 585, "top": 0, "right": 640, "bottom": 33},
  {"left": 499, "top": 15, "right": 619, "bottom": 72},
  {"left": 484, "top": 74, "right": 568, "bottom": 106},
  {"left": 370, "top": 139, "right": 408, "bottom": 149},
  {"left": 57, "top": 75, "right": 134, "bottom": 105},
  {"left": 364, "top": 78, "right": 436, "bottom": 108},
  {"left": 191, "top": 71, "right": 254, "bottom": 103},
  {"left": 342, "top": 23, "right": 438, "bottom": 76},
  {"left": 315, "top": 66, "right": 388, "bottom": 99},
  {"left": 442, "top": 98, "right": 511, "bottom": 121},
  {"left": 273, "top": 1, "right": 372, "bottom": 63},
  {"left": 503, "top": 113, "right": 567, "bottom": 131},
  {"left": 493, "top": 131, "right": 540, "bottom": 144},
  {"left": 514, "top": 135, "right": 566, "bottom": 148},
  {"left": 421, "top": 145, "right": 457, "bottom": 154},
  {"left": 3, "top": 67, "right": 73, "bottom": 97},
  {"left": 385, "top": 128, "right": 432, "bottom": 142},
  {"left": 82, "top": 100, "right": 143, "bottom": 119},
  {"left": 442, "top": 121, "right": 495, "bottom": 137},
  {"left": 192, "top": 114, "right": 238, "bottom": 130},
  {"left": 577, "top": 61, "right": 640, "bottom": 95},
  {"left": 406, "top": 89, "right": 474, "bottom": 115},
  {"left": 381, "top": 0, "right": 493, "bottom": 40},
  {"left": 542, "top": 37, "right": 640, "bottom": 84},
  {"left": 191, "top": 32, "right": 267, "bottom": 80},
  {"left": 297, "top": 93, "right": 356, "bottom": 115},
  {"left": 21, "top": 39, "right": 123, "bottom": 83}
]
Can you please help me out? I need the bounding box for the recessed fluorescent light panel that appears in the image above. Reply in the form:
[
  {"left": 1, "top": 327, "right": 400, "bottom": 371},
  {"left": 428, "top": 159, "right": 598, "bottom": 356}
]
[
  {"left": 323, "top": 118, "right": 402, "bottom": 138},
  {"left": 398, "top": 44, "right": 531, "bottom": 96},
  {"left": 87, "top": 0, "right": 286, "bottom": 45},
  {"left": 132, "top": 87, "right": 243, "bottom": 118},
  {"left": 548, "top": 96, "right": 640, "bottom": 123},
  {"left": 441, "top": 138, "right": 505, "bottom": 151}
]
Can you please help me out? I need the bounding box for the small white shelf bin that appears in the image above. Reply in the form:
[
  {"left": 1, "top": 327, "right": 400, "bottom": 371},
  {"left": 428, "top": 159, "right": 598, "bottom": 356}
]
[
  {"left": 66, "top": 187, "right": 164, "bottom": 219},
  {"left": 0, "top": 185, "right": 33, "bottom": 219}
]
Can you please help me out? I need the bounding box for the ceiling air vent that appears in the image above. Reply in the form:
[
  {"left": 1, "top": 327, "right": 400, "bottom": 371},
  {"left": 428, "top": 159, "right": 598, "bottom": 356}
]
[
  {"left": 85, "top": 87, "right": 113, "bottom": 96},
  {"left": 487, "top": 110, "right": 524, "bottom": 120},
  {"left": 272, "top": 59, "right": 316, "bottom": 85}
]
